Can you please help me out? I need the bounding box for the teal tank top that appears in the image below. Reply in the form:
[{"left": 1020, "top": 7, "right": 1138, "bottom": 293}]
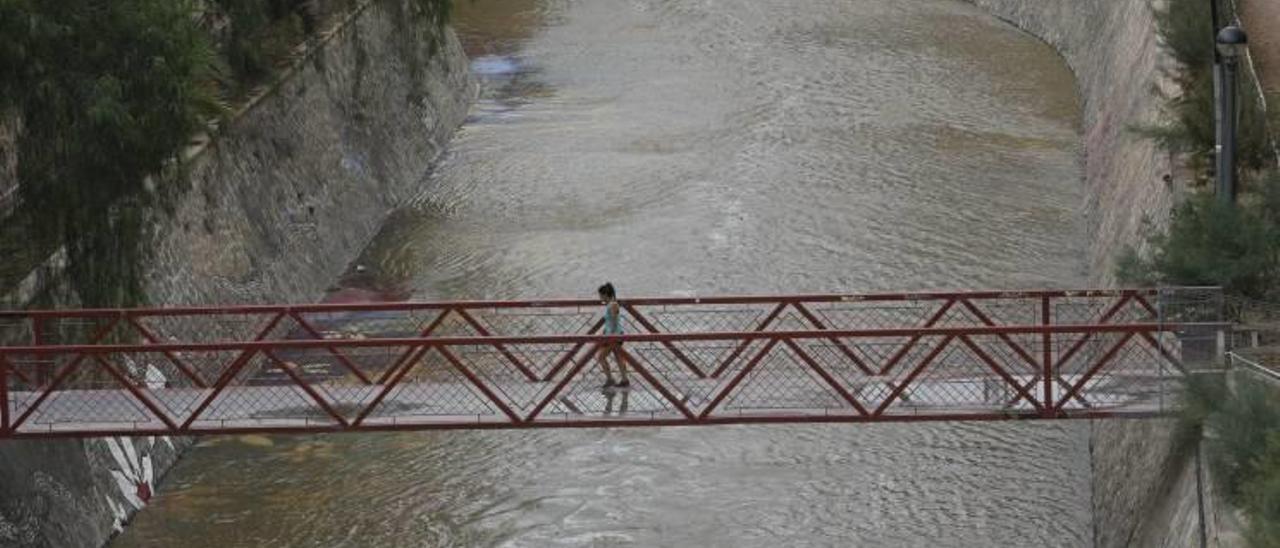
[{"left": 603, "top": 303, "right": 623, "bottom": 335}]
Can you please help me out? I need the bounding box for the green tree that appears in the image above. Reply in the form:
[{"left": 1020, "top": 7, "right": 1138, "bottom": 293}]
[
  {"left": 0, "top": 0, "right": 455, "bottom": 306},
  {"left": 1175, "top": 372, "right": 1280, "bottom": 548},
  {"left": 1139, "top": 0, "right": 1273, "bottom": 176},
  {"left": 1204, "top": 375, "right": 1280, "bottom": 503},
  {"left": 1243, "top": 432, "right": 1280, "bottom": 547},
  {"left": 1117, "top": 183, "right": 1280, "bottom": 300},
  {"left": 214, "top": 0, "right": 311, "bottom": 92},
  {"left": 0, "top": 0, "right": 222, "bottom": 306}
]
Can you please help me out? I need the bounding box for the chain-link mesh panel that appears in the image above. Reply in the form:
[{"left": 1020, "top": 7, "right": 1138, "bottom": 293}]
[
  {"left": 639, "top": 306, "right": 767, "bottom": 333},
  {"left": 362, "top": 349, "right": 502, "bottom": 423},
  {"left": 811, "top": 303, "right": 942, "bottom": 330},
  {"left": 1158, "top": 287, "right": 1226, "bottom": 324},
  {"left": 718, "top": 343, "right": 848, "bottom": 412},
  {"left": 0, "top": 316, "right": 31, "bottom": 346},
  {"left": 2, "top": 291, "right": 1213, "bottom": 436},
  {"left": 470, "top": 308, "right": 599, "bottom": 336}
]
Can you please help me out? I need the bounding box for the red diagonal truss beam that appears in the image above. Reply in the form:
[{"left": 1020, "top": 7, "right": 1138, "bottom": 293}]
[
  {"left": 781, "top": 339, "right": 870, "bottom": 416},
  {"left": 879, "top": 299, "right": 955, "bottom": 375},
  {"left": 1052, "top": 294, "right": 1135, "bottom": 370},
  {"left": 125, "top": 316, "right": 207, "bottom": 388},
  {"left": 701, "top": 338, "right": 779, "bottom": 419},
  {"left": 0, "top": 288, "right": 1220, "bottom": 438},
  {"left": 619, "top": 348, "right": 696, "bottom": 420},
  {"left": 180, "top": 312, "right": 285, "bottom": 431},
  {"left": 791, "top": 303, "right": 875, "bottom": 376},
  {"left": 1140, "top": 332, "right": 1184, "bottom": 373},
  {"left": 542, "top": 318, "right": 604, "bottom": 381},
  {"left": 377, "top": 309, "right": 452, "bottom": 385},
  {"left": 263, "top": 350, "right": 349, "bottom": 427},
  {"left": 287, "top": 312, "right": 373, "bottom": 385},
  {"left": 92, "top": 355, "right": 180, "bottom": 431},
  {"left": 436, "top": 346, "right": 522, "bottom": 423},
  {"left": 9, "top": 317, "right": 121, "bottom": 431},
  {"left": 958, "top": 335, "right": 1042, "bottom": 411},
  {"left": 622, "top": 304, "right": 707, "bottom": 379},
  {"left": 526, "top": 343, "right": 598, "bottom": 422},
  {"left": 4, "top": 357, "right": 30, "bottom": 386},
  {"left": 1054, "top": 332, "right": 1136, "bottom": 411},
  {"left": 873, "top": 335, "right": 954, "bottom": 417},
  {"left": 353, "top": 343, "right": 428, "bottom": 427},
  {"left": 1133, "top": 294, "right": 1157, "bottom": 316},
  {"left": 454, "top": 309, "right": 540, "bottom": 382},
  {"left": 958, "top": 299, "right": 1039, "bottom": 369},
  {"left": 1009, "top": 294, "right": 1139, "bottom": 411},
  {"left": 711, "top": 303, "right": 785, "bottom": 378}
]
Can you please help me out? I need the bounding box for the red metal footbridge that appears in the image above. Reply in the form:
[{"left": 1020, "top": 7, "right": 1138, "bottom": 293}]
[{"left": 0, "top": 288, "right": 1225, "bottom": 438}]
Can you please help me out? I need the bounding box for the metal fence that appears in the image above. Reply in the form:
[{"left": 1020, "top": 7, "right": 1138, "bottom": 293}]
[
  {"left": 0, "top": 288, "right": 1226, "bottom": 437},
  {"left": 1226, "top": 351, "right": 1280, "bottom": 385}
]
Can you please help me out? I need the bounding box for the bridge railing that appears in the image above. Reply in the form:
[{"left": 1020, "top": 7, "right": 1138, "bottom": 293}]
[
  {"left": 3, "top": 289, "right": 1187, "bottom": 389},
  {"left": 1226, "top": 351, "right": 1280, "bottom": 385},
  {"left": 0, "top": 287, "right": 1218, "bottom": 347},
  {"left": 0, "top": 288, "right": 1227, "bottom": 437}
]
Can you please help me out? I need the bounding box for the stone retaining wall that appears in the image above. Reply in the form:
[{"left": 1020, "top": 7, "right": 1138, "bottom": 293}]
[
  {"left": 0, "top": 1, "right": 474, "bottom": 545},
  {"left": 966, "top": 0, "right": 1177, "bottom": 282},
  {"left": 964, "top": 1, "right": 1212, "bottom": 546}
]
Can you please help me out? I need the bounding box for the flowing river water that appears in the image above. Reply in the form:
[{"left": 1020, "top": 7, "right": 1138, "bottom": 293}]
[{"left": 115, "top": 0, "right": 1094, "bottom": 545}]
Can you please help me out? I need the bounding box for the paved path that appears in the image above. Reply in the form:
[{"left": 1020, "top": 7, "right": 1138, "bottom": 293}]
[
  {"left": 1241, "top": 0, "right": 1280, "bottom": 93},
  {"left": 4, "top": 369, "right": 1178, "bottom": 436}
]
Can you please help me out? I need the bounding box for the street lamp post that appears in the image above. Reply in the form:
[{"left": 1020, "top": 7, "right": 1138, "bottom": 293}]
[
  {"left": 1215, "top": 25, "right": 1247, "bottom": 205},
  {"left": 1210, "top": 0, "right": 1221, "bottom": 62}
]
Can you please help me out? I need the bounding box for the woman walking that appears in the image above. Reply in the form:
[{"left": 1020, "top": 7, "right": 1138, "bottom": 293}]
[{"left": 598, "top": 282, "right": 630, "bottom": 389}]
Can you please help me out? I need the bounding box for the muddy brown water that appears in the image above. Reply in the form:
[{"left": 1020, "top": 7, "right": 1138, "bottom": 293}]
[{"left": 113, "top": 0, "right": 1093, "bottom": 545}]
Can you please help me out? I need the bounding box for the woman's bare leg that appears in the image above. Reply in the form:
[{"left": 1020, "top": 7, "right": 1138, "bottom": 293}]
[
  {"left": 613, "top": 345, "right": 629, "bottom": 383},
  {"left": 598, "top": 345, "right": 615, "bottom": 384}
]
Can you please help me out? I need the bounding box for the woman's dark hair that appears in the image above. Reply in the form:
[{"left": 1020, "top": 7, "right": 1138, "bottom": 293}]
[{"left": 597, "top": 282, "right": 616, "bottom": 299}]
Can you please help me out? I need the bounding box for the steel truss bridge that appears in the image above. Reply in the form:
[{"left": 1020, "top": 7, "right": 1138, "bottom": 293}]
[{"left": 0, "top": 288, "right": 1224, "bottom": 438}]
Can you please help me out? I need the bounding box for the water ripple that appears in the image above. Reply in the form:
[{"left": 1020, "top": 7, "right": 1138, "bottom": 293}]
[{"left": 113, "top": 0, "right": 1090, "bottom": 545}]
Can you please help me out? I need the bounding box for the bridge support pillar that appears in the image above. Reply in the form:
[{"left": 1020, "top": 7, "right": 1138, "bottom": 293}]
[
  {"left": 1041, "top": 296, "right": 1054, "bottom": 418},
  {"left": 1, "top": 356, "right": 9, "bottom": 433}
]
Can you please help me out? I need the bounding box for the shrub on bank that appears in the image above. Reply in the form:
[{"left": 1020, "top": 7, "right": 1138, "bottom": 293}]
[
  {"left": 1204, "top": 374, "right": 1280, "bottom": 503},
  {"left": 0, "top": 0, "right": 451, "bottom": 307},
  {"left": 1138, "top": 0, "right": 1274, "bottom": 181},
  {"left": 0, "top": 0, "right": 223, "bottom": 306},
  {"left": 1177, "top": 372, "right": 1280, "bottom": 548},
  {"left": 1128, "top": 2, "right": 1280, "bottom": 544},
  {"left": 1122, "top": 174, "right": 1280, "bottom": 546},
  {"left": 216, "top": 0, "right": 311, "bottom": 91},
  {"left": 1243, "top": 432, "right": 1280, "bottom": 547},
  {"left": 1121, "top": 149, "right": 1280, "bottom": 548},
  {"left": 1117, "top": 172, "right": 1280, "bottom": 301}
]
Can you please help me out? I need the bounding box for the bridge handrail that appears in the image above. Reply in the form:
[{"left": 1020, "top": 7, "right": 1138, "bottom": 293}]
[
  {"left": 0, "top": 298, "right": 1225, "bottom": 437},
  {"left": 0, "top": 322, "right": 1229, "bottom": 355},
  {"left": 1226, "top": 351, "right": 1280, "bottom": 384},
  {"left": 0, "top": 287, "right": 1187, "bottom": 318}
]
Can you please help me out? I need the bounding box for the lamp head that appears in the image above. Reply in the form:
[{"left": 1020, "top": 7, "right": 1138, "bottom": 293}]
[{"left": 1216, "top": 25, "right": 1248, "bottom": 60}]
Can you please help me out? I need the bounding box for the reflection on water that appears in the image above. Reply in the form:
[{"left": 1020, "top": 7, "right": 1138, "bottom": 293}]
[
  {"left": 452, "top": 0, "right": 547, "bottom": 57},
  {"left": 117, "top": 424, "right": 1093, "bottom": 547},
  {"left": 114, "top": 0, "right": 1092, "bottom": 545}
]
